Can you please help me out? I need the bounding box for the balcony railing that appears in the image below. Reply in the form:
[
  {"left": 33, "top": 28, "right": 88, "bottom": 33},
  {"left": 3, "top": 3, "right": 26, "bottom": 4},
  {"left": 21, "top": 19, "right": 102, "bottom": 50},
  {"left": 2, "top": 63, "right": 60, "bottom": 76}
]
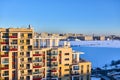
[
  {"left": 33, "top": 65, "right": 42, "bottom": 68},
  {"left": 9, "top": 48, "right": 17, "bottom": 51},
  {"left": 0, "top": 67, "right": 9, "bottom": 70},
  {"left": 0, "top": 42, "right": 8, "bottom": 44},
  {"left": 9, "top": 36, "right": 17, "bottom": 38},
  {"left": 51, "top": 58, "right": 57, "bottom": 61},
  {"left": 33, "top": 78, "right": 42, "bottom": 80},
  {"left": 33, "top": 54, "right": 42, "bottom": 56},
  {"left": 1, "top": 54, "right": 8, "bottom": 57},
  {"left": 51, "top": 69, "right": 57, "bottom": 72}
]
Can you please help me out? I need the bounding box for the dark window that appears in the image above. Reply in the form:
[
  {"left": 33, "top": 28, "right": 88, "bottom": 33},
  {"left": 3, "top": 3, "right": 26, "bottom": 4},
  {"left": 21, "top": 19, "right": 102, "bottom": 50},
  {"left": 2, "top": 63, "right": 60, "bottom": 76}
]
[
  {"left": 64, "top": 64, "right": 69, "bottom": 66},
  {"left": 65, "top": 69, "right": 69, "bottom": 71},
  {"left": 65, "top": 58, "right": 69, "bottom": 60},
  {"left": 73, "top": 66, "right": 79, "bottom": 70},
  {"left": 65, "top": 53, "right": 69, "bottom": 55}
]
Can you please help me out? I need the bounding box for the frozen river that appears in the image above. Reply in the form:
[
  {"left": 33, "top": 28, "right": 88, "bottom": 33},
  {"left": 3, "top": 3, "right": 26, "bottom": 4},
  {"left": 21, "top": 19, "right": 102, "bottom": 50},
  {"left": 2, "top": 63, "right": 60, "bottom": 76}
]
[{"left": 72, "top": 46, "right": 120, "bottom": 68}]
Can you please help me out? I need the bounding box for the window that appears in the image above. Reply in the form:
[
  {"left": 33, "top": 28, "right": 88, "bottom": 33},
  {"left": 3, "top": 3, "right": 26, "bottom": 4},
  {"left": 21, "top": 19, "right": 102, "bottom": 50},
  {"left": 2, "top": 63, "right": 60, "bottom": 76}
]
[
  {"left": 28, "top": 33, "right": 32, "bottom": 38},
  {"left": 65, "top": 58, "right": 69, "bottom": 61},
  {"left": 21, "top": 58, "right": 24, "bottom": 61},
  {"left": 20, "top": 40, "right": 24, "bottom": 44},
  {"left": 59, "top": 51, "right": 62, "bottom": 54},
  {"left": 64, "top": 64, "right": 69, "bottom": 66},
  {"left": 20, "top": 46, "right": 24, "bottom": 50},
  {"left": 65, "top": 53, "right": 69, "bottom": 55},
  {"left": 20, "top": 77, "right": 24, "bottom": 80},
  {"left": 87, "top": 65, "right": 89, "bottom": 73},
  {"left": 20, "top": 64, "right": 24, "bottom": 67},
  {"left": 64, "top": 74, "right": 69, "bottom": 77},
  {"left": 64, "top": 69, "right": 69, "bottom": 71},
  {"left": 81, "top": 65, "right": 84, "bottom": 74},
  {"left": 87, "top": 75, "right": 90, "bottom": 80},
  {"left": 21, "top": 33, "right": 24, "bottom": 37},
  {"left": 26, "top": 39, "right": 30, "bottom": 45},
  {"left": 20, "top": 52, "right": 24, "bottom": 56},
  {"left": 73, "top": 66, "right": 79, "bottom": 70},
  {"left": 73, "top": 77, "right": 79, "bottom": 80}
]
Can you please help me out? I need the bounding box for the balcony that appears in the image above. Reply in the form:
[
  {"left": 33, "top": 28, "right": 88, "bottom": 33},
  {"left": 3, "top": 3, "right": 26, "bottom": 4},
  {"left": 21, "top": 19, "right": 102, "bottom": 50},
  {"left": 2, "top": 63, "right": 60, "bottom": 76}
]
[
  {"left": 9, "top": 36, "right": 17, "bottom": 38},
  {"left": 59, "top": 54, "right": 61, "bottom": 56},
  {"left": 9, "top": 48, "right": 17, "bottom": 51},
  {"left": 51, "top": 69, "right": 57, "bottom": 72},
  {"left": 33, "top": 78, "right": 42, "bottom": 80},
  {"left": 33, "top": 65, "right": 42, "bottom": 68},
  {"left": 51, "top": 58, "right": 57, "bottom": 61},
  {"left": 33, "top": 71, "right": 41, "bottom": 74},
  {"left": 1, "top": 54, "right": 8, "bottom": 57},
  {"left": 51, "top": 74, "right": 58, "bottom": 78},
  {"left": 0, "top": 67, "right": 9, "bottom": 70},
  {"left": 2, "top": 60, "right": 9, "bottom": 64},
  {"left": 51, "top": 64, "right": 58, "bottom": 66},
  {"left": 33, "top": 54, "right": 42, "bottom": 56},
  {"left": 2, "top": 36, "right": 9, "bottom": 38},
  {"left": 0, "top": 42, "right": 8, "bottom": 44},
  {"left": 51, "top": 53, "right": 58, "bottom": 55},
  {"left": 71, "top": 71, "right": 79, "bottom": 75},
  {"left": 2, "top": 73, "right": 9, "bottom": 76},
  {"left": 33, "top": 59, "right": 42, "bottom": 62},
  {"left": 2, "top": 48, "right": 9, "bottom": 51}
]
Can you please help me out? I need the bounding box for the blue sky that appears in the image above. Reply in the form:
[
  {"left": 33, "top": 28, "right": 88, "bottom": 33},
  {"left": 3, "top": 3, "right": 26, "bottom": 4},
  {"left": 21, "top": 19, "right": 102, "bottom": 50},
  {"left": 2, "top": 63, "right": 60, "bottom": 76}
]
[{"left": 0, "top": 0, "right": 120, "bottom": 35}]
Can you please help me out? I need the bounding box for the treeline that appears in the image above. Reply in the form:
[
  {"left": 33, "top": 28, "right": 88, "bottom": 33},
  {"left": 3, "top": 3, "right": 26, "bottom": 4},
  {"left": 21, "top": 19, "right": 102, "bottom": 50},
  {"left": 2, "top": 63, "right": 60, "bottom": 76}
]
[{"left": 110, "top": 60, "right": 120, "bottom": 66}]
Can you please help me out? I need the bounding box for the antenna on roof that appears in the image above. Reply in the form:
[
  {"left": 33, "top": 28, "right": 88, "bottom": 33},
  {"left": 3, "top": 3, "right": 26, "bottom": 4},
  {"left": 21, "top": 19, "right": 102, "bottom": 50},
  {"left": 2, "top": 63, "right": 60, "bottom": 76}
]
[{"left": 28, "top": 24, "right": 32, "bottom": 29}]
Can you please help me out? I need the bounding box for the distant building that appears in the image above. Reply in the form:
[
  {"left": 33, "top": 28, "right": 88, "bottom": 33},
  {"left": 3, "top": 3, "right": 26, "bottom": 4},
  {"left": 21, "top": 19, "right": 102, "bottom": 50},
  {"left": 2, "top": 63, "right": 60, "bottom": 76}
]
[{"left": 85, "top": 35, "right": 93, "bottom": 41}]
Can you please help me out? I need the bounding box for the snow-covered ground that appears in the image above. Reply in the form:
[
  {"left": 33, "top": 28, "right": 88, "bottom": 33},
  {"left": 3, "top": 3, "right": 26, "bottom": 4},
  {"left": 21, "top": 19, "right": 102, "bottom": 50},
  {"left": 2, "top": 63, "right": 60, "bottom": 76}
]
[
  {"left": 91, "top": 77, "right": 101, "bottom": 80},
  {"left": 60, "top": 40, "right": 120, "bottom": 48}
]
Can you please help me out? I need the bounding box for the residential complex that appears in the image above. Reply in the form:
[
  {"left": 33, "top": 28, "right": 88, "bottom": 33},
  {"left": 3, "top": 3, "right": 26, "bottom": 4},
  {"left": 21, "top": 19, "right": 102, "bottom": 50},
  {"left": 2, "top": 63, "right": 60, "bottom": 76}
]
[{"left": 0, "top": 27, "right": 91, "bottom": 80}]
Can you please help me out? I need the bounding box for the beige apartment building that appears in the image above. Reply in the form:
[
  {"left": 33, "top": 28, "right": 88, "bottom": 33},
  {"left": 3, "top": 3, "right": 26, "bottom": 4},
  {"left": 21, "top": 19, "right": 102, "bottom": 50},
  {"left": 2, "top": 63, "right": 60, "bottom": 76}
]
[{"left": 0, "top": 27, "right": 91, "bottom": 80}]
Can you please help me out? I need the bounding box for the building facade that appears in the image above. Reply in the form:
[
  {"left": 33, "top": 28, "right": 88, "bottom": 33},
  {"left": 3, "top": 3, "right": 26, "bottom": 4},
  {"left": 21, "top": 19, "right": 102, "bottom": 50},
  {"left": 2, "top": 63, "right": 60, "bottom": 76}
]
[{"left": 0, "top": 27, "right": 91, "bottom": 80}]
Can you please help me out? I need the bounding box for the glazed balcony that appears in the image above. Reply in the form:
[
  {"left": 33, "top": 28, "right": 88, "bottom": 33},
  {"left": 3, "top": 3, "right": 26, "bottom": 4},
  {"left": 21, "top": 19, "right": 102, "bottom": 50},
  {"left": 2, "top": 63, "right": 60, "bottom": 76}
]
[
  {"left": 33, "top": 54, "right": 42, "bottom": 56},
  {"left": 33, "top": 59, "right": 42, "bottom": 62},
  {"left": 51, "top": 74, "right": 58, "bottom": 78},
  {"left": 51, "top": 64, "right": 58, "bottom": 66},
  {"left": 2, "top": 73, "right": 9, "bottom": 76},
  {"left": 1, "top": 54, "right": 8, "bottom": 57},
  {"left": 51, "top": 53, "right": 58, "bottom": 55},
  {"left": 33, "top": 71, "right": 42, "bottom": 74},
  {"left": 2, "top": 60, "right": 9, "bottom": 64},
  {"left": 2, "top": 48, "right": 9, "bottom": 51},
  {"left": 2, "top": 36, "right": 9, "bottom": 38}
]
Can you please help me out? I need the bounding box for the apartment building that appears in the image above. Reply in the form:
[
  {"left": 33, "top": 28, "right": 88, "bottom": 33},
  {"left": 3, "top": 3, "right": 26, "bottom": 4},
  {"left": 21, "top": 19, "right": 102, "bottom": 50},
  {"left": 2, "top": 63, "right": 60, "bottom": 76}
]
[{"left": 0, "top": 27, "right": 91, "bottom": 80}]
